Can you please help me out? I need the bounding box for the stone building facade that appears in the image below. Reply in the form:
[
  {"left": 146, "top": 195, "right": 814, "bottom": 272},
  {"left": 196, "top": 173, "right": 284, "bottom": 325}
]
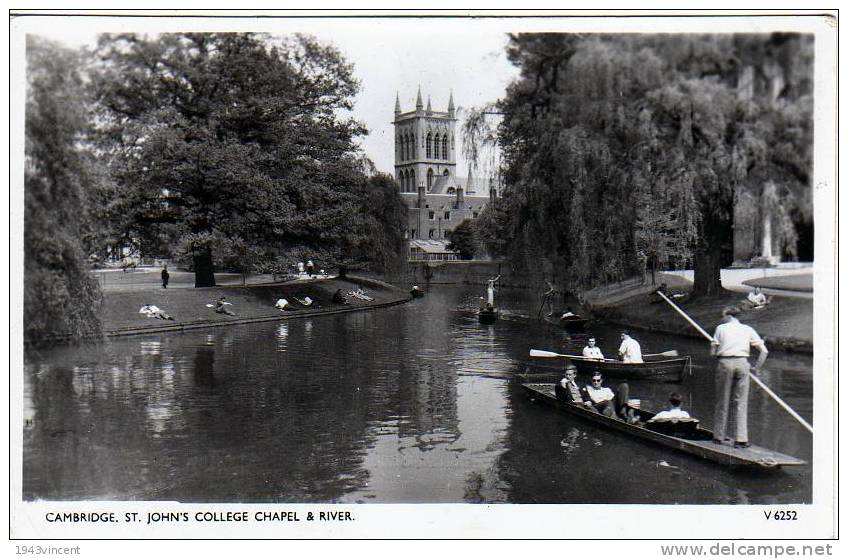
[{"left": 394, "top": 88, "right": 493, "bottom": 244}]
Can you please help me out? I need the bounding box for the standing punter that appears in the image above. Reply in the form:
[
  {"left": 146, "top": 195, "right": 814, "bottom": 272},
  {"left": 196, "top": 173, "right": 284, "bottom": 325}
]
[{"left": 710, "top": 306, "right": 769, "bottom": 448}]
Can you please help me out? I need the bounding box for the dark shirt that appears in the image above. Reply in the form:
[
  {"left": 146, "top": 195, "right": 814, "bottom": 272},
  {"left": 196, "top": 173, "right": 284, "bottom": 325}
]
[{"left": 555, "top": 380, "right": 586, "bottom": 404}]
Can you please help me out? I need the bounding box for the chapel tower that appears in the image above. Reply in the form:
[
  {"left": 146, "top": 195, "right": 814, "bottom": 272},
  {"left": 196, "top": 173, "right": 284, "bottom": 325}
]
[{"left": 393, "top": 87, "right": 457, "bottom": 194}]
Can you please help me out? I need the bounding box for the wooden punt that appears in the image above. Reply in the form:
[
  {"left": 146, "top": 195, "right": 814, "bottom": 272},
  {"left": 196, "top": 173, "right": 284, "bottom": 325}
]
[
  {"left": 478, "top": 308, "right": 499, "bottom": 324},
  {"left": 521, "top": 383, "right": 806, "bottom": 468},
  {"left": 570, "top": 354, "right": 689, "bottom": 382}
]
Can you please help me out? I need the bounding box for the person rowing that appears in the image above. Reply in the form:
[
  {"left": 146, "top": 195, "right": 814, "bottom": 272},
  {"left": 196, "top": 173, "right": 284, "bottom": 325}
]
[{"left": 618, "top": 331, "right": 643, "bottom": 363}]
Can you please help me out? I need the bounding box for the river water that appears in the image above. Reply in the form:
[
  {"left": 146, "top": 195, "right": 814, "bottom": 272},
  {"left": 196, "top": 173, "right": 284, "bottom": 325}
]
[{"left": 23, "top": 286, "right": 812, "bottom": 504}]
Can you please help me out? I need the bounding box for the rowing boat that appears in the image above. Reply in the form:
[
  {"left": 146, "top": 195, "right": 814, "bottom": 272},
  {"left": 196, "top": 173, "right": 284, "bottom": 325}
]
[
  {"left": 569, "top": 354, "right": 689, "bottom": 382},
  {"left": 478, "top": 307, "right": 498, "bottom": 324},
  {"left": 521, "top": 383, "right": 806, "bottom": 468}
]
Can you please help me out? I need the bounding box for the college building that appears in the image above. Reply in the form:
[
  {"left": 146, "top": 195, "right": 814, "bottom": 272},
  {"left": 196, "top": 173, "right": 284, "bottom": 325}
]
[{"left": 394, "top": 88, "right": 494, "bottom": 260}]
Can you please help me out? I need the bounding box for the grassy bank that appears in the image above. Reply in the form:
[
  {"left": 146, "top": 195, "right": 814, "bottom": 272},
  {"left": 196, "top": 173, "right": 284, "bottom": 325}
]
[
  {"left": 742, "top": 273, "right": 813, "bottom": 292},
  {"left": 96, "top": 276, "right": 410, "bottom": 337},
  {"left": 592, "top": 289, "right": 812, "bottom": 353}
]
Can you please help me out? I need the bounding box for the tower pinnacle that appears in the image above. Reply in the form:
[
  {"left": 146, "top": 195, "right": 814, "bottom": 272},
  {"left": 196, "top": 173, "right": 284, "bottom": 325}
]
[
  {"left": 395, "top": 92, "right": 401, "bottom": 115},
  {"left": 426, "top": 95, "right": 432, "bottom": 113},
  {"left": 448, "top": 90, "right": 455, "bottom": 117},
  {"left": 416, "top": 86, "right": 423, "bottom": 110}
]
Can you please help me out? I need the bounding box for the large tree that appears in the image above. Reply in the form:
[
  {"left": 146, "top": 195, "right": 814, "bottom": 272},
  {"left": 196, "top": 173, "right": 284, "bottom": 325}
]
[
  {"left": 475, "top": 33, "right": 812, "bottom": 296},
  {"left": 90, "top": 33, "right": 368, "bottom": 286},
  {"left": 25, "top": 37, "right": 103, "bottom": 342}
]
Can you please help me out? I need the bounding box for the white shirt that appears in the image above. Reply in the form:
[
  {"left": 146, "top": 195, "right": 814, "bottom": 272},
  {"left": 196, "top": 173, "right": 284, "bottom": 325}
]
[
  {"left": 651, "top": 408, "right": 691, "bottom": 420},
  {"left": 582, "top": 346, "right": 604, "bottom": 359},
  {"left": 619, "top": 337, "right": 643, "bottom": 363},
  {"left": 585, "top": 384, "right": 614, "bottom": 404},
  {"left": 275, "top": 298, "right": 289, "bottom": 309},
  {"left": 748, "top": 291, "right": 767, "bottom": 306},
  {"left": 712, "top": 317, "right": 766, "bottom": 357}
]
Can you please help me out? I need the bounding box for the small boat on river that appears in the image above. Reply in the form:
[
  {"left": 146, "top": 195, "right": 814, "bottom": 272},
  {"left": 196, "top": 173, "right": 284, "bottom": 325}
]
[
  {"left": 545, "top": 314, "right": 589, "bottom": 332},
  {"left": 478, "top": 307, "right": 499, "bottom": 324},
  {"left": 570, "top": 354, "right": 689, "bottom": 382},
  {"left": 521, "top": 383, "right": 806, "bottom": 469},
  {"left": 410, "top": 286, "right": 424, "bottom": 298}
]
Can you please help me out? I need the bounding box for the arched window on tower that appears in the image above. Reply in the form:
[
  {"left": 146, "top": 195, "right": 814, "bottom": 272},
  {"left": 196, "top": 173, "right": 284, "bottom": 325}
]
[
  {"left": 404, "top": 134, "right": 410, "bottom": 161},
  {"left": 426, "top": 134, "right": 432, "bottom": 159},
  {"left": 443, "top": 169, "right": 449, "bottom": 178},
  {"left": 433, "top": 134, "right": 440, "bottom": 160},
  {"left": 410, "top": 169, "right": 416, "bottom": 191},
  {"left": 442, "top": 135, "right": 448, "bottom": 159},
  {"left": 427, "top": 168, "right": 434, "bottom": 190},
  {"left": 401, "top": 170, "right": 407, "bottom": 192}
]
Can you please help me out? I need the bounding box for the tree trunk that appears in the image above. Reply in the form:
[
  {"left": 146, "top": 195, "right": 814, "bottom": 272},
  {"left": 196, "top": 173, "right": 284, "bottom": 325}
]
[
  {"left": 693, "top": 217, "right": 733, "bottom": 296},
  {"left": 693, "top": 244, "right": 723, "bottom": 296},
  {"left": 193, "top": 248, "right": 216, "bottom": 287}
]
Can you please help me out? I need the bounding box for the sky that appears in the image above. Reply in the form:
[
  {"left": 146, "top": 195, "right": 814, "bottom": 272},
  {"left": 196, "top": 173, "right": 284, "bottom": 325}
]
[{"left": 17, "top": 15, "right": 521, "bottom": 177}]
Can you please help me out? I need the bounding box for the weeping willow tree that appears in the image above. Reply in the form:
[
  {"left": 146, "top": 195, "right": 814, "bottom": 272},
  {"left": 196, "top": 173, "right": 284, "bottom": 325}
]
[
  {"left": 25, "top": 37, "right": 103, "bottom": 342},
  {"left": 470, "top": 33, "right": 812, "bottom": 296}
]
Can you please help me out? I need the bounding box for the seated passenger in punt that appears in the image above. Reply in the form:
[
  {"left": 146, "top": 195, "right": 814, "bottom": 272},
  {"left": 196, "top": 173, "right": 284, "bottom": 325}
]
[
  {"left": 332, "top": 289, "right": 348, "bottom": 304},
  {"left": 555, "top": 364, "right": 587, "bottom": 405},
  {"left": 275, "top": 298, "right": 290, "bottom": 311},
  {"left": 649, "top": 392, "right": 691, "bottom": 421},
  {"left": 581, "top": 372, "right": 638, "bottom": 422},
  {"left": 646, "top": 392, "right": 700, "bottom": 438}
]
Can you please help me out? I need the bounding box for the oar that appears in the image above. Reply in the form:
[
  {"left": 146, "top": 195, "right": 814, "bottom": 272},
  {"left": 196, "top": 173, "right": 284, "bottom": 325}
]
[
  {"left": 655, "top": 290, "right": 813, "bottom": 434},
  {"left": 644, "top": 350, "right": 680, "bottom": 357},
  {"left": 530, "top": 349, "right": 585, "bottom": 359}
]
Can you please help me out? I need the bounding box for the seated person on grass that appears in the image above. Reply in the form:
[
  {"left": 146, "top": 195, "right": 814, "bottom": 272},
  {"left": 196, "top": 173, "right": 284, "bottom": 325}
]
[
  {"left": 214, "top": 296, "right": 235, "bottom": 316},
  {"left": 746, "top": 287, "right": 771, "bottom": 308},
  {"left": 294, "top": 296, "right": 314, "bottom": 307}
]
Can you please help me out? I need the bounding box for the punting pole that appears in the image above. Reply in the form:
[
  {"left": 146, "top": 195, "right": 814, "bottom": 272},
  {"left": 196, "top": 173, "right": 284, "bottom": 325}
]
[{"left": 656, "top": 290, "right": 813, "bottom": 434}]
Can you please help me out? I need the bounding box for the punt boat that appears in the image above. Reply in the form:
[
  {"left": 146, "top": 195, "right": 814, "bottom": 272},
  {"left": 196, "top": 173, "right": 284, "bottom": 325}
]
[{"left": 521, "top": 383, "right": 806, "bottom": 469}]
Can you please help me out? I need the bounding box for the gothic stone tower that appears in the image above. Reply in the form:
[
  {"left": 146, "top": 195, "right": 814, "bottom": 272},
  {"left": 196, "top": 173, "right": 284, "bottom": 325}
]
[{"left": 393, "top": 87, "right": 457, "bottom": 195}]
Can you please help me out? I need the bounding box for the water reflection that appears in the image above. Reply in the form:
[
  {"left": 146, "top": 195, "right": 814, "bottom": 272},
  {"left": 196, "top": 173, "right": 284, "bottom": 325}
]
[{"left": 23, "top": 286, "right": 812, "bottom": 504}]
